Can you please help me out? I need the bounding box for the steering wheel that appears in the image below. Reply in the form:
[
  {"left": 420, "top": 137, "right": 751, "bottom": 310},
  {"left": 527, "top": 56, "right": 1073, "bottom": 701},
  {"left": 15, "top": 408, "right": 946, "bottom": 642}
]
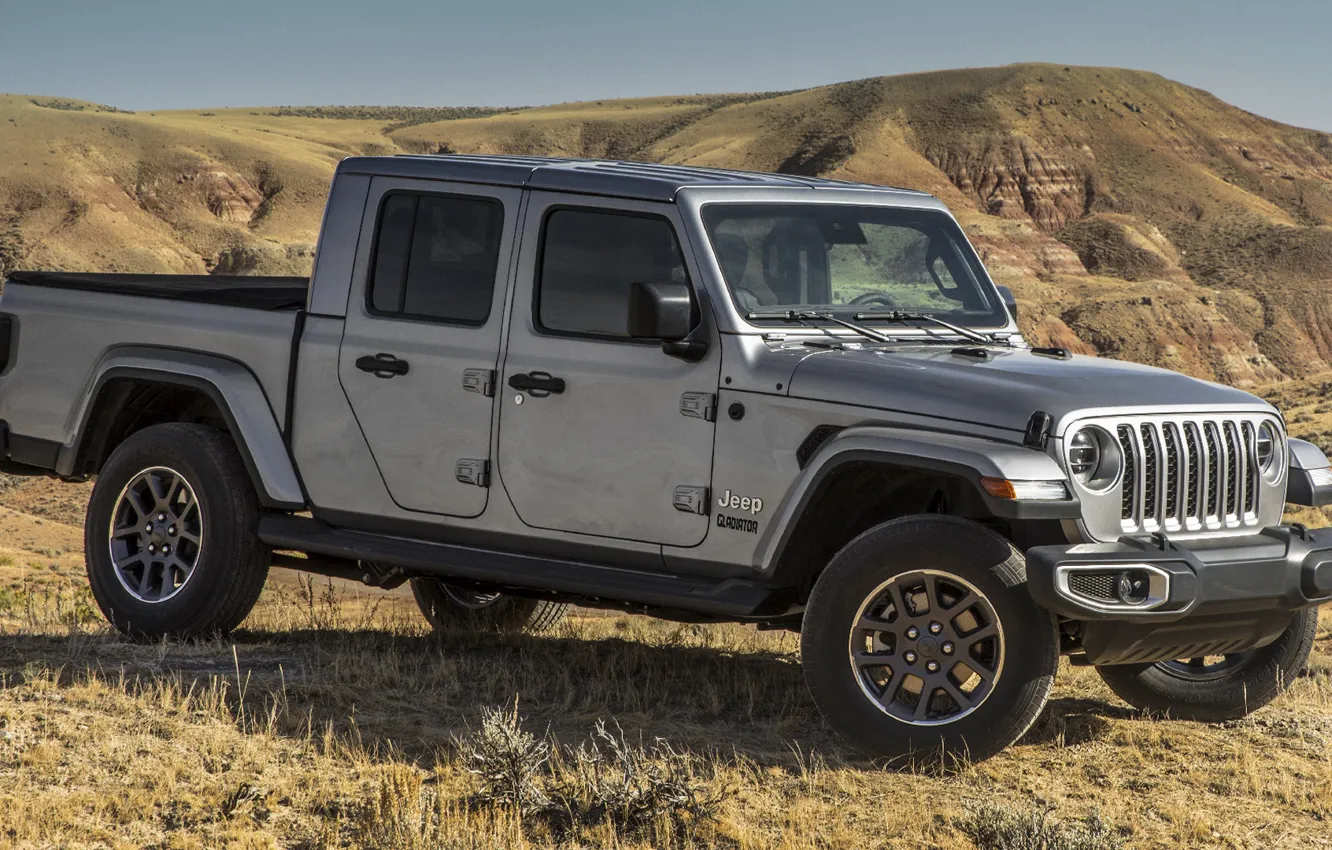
[{"left": 849, "top": 292, "right": 897, "bottom": 307}]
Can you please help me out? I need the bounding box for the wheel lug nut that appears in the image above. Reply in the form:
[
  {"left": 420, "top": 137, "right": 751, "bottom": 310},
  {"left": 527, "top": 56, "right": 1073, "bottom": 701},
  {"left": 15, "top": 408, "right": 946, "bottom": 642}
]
[
  {"left": 905, "top": 626, "right": 919, "bottom": 639},
  {"left": 158, "top": 513, "right": 166, "bottom": 522},
  {"left": 926, "top": 661, "right": 940, "bottom": 673},
  {"left": 147, "top": 544, "right": 156, "bottom": 554},
  {"left": 904, "top": 651, "right": 917, "bottom": 664},
  {"left": 163, "top": 545, "right": 171, "bottom": 555},
  {"left": 168, "top": 526, "right": 176, "bottom": 536},
  {"left": 929, "top": 622, "right": 943, "bottom": 634},
  {"left": 145, "top": 523, "right": 153, "bottom": 533},
  {"left": 942, "top": 642, "right": 954, "bottom": 655}
]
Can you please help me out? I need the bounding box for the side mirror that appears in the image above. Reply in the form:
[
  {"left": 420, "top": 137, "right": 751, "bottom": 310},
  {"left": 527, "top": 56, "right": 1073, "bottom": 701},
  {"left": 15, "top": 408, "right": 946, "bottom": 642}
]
[
  {"left": 997, "top": 285, "right": 1018, "bottom": 322},
  {"left": 628, "top": 282, "right": 708, "bottom": 361}
]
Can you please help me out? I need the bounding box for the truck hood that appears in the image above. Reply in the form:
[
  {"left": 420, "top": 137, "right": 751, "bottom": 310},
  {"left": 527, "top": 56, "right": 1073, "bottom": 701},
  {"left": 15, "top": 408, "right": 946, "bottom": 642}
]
[{"left": 783, "top": 344, "right": 1272, "bottom": 436}]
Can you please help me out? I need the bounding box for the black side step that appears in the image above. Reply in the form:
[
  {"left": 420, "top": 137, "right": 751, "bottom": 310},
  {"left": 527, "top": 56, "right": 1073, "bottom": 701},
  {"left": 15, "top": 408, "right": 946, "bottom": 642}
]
[{"left": 258, "top": 515, "right": 788, "bottom": 618}]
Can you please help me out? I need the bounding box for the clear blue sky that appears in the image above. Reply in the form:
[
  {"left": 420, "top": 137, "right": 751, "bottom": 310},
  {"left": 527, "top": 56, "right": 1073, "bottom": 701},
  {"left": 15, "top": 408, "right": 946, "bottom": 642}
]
[{"left": 2, "top": 0, "right": 1329, "bottom": 131}]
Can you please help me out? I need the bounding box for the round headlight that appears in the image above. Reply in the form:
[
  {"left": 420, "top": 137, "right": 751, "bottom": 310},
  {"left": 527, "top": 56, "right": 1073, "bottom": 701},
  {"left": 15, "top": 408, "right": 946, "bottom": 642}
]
[
  {"left": 1067, "top": 427, "right": 1121, "bottom": 491},
  {"left": 1068, "top": 429, "right": 1100, "bottom": 482},
  {"left": 1257, "top": 422, "right": 1282, "bottom": 479}
]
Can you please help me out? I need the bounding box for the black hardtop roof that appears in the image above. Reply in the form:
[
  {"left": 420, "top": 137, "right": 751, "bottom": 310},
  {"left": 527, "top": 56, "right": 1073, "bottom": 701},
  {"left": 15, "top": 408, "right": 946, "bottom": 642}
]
[{"left": 336, "top": 154, "right": 929, "bottom": 203}]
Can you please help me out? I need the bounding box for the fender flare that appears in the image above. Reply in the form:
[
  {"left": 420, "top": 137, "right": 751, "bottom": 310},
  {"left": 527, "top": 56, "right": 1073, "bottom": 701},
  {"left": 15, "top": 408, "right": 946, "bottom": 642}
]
[
  {"left": 753, "top": 425, "right": 1078, "bottom": 577},
  {"left": 60, "top": 346, "right": 306, "bottom": 510}
]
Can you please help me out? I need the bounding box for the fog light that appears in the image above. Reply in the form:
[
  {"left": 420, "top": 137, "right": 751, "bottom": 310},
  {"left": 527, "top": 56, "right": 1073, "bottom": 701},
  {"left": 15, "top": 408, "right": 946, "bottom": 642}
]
[{"left": 1115, "top": 571, "right": 1150, "bottom": 604}]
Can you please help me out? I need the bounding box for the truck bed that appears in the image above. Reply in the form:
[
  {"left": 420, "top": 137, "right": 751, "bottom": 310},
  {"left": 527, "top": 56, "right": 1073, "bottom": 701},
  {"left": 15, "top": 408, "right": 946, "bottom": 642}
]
[
  {"left": 0, "top": 272, "right": 305, "bottom": 472},
  {"left": 5, "top": 272, "right": 309, "bottom": 311}
]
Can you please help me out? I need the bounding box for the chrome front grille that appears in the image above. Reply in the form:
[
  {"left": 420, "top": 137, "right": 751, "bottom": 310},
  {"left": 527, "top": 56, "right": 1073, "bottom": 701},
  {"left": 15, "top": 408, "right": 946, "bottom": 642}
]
[{"left": 1113, "top": 416, "right": 1265, "bottom": 534}]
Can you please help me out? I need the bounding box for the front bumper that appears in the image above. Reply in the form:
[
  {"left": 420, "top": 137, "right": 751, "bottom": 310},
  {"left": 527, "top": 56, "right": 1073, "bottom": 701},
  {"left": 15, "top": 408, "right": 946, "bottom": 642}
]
[{"left": 1026, "top": 525, "right": 1332, "bottom": 665}]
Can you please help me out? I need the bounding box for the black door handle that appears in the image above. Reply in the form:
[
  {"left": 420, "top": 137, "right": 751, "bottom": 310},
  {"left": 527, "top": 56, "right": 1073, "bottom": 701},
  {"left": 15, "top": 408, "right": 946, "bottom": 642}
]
[
  {"left": 508, "top": 371, "right": 566, "bottom": 395},
  {"left": 356, "top": 353, "right": 410, "bottom": 378}
]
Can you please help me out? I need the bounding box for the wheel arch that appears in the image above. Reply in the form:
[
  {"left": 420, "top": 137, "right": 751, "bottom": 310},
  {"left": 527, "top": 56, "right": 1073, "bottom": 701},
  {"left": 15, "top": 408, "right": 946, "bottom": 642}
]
[
  {"left": 756, "top": 426, "right": 1078, "bottom": 594},
  {"left": 61, "top": 347, "right": 305, "bottom": 510}
]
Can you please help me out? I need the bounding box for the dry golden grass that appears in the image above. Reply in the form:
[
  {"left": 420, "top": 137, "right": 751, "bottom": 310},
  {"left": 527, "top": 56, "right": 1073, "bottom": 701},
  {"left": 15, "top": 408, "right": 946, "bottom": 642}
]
[{"left": 2, "top": 479, "right": 1332, "bottom": 849}]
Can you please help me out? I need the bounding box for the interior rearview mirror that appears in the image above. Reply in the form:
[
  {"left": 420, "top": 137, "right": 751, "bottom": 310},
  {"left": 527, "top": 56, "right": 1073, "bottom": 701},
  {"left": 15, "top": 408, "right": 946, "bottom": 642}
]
[
  {"left": 997, "top": 285, "right": 1017, "bottom": 321},
  {"left": 628, "top": 281, "right": 707, "bottom": 361}
]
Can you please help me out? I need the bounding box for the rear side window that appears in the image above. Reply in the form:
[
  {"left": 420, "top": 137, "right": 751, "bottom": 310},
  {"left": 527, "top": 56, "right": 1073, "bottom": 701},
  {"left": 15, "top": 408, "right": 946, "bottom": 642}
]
[
  {"left": 368, "top": 192, "right": 504, "bottom": 324},
  {"left": 537, "top": 209, "right": 690, "bottom": 338}
]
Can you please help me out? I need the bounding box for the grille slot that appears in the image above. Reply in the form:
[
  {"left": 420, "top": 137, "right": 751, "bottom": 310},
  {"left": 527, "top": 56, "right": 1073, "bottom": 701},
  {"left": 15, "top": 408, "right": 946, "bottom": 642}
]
[
  {"left": 1204, "top": 423, "right": 1221, "bottom": 519},
  {"left": 1184, "top": 423, "right": 1202, "bottom": 520},
  {"left": 1242, "top": 422, "right": 1257, "bottom": 515},
  {"left": 1118, "top": 426, "right": 1137, "bottom": 521},
  {"left": 1140, "top": 424, "right": 1159, "bottom": 527},
  {"left": 1223, "top": 422, "right": 1241, "bottom": 518},
  {"left": 1162, "top": 424, "right": 1181, "bottom": 523},
  {"left": 1102, "top": 415, "right": 1271, "bottom": 534}
]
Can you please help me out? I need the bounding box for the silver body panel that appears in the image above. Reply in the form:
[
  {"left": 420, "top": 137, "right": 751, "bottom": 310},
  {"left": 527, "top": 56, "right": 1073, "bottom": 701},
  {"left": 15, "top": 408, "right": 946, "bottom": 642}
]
[
  {"left": 336, "top": 176, "right": 522, "bottom": 518},
  {"left": 496, "top": 190, "right": 721, "bottom": 546}
]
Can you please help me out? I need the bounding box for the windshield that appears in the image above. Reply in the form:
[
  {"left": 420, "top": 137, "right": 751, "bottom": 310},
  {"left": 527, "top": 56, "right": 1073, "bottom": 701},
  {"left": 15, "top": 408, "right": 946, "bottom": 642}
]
[{"left": 701, "top": 203, "right": 1008, "bottom": 329}]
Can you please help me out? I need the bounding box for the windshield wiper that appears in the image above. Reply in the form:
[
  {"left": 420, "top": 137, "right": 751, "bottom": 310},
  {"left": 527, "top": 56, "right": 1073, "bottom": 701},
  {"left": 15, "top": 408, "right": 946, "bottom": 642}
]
[
  {"left": 746, "top": 310, "right": 895, "bottom": 344},
  {"left": 853, "top": 310, "right": 997, "bottom": 345}
]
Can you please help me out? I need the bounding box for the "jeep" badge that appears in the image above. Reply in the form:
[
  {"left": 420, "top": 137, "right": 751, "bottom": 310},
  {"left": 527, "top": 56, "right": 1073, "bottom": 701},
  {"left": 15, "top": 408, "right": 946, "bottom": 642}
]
[{"left": 717, "top": 489, "right": 763, "bottom": 515}]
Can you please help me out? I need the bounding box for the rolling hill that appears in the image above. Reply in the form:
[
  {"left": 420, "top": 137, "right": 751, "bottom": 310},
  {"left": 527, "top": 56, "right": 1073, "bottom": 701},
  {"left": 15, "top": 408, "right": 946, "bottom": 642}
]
[{"left": 2, "top": 64, "right": 1331, "bottom": 393}]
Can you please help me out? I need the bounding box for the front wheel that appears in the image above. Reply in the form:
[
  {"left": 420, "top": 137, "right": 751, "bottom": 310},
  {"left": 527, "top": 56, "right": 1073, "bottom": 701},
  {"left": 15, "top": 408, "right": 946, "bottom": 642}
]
[
  {"left": 1096, "top": 608, "right": 1318, "bottom": 721},
  {"left": 411, "top": 579, "right": 568, "bottom": 634},
  {"left": 801, "top": 516, "right": 1059, "bottom": 765}
]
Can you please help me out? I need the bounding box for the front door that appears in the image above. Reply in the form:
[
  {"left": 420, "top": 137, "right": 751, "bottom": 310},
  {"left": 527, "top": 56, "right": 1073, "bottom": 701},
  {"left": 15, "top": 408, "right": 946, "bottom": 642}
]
[
  {"left": 338, "top": 177, "right": 520, "bottom": 517},
  {"left": 497, "top": 194, "right": 720, "bottom": 545}
]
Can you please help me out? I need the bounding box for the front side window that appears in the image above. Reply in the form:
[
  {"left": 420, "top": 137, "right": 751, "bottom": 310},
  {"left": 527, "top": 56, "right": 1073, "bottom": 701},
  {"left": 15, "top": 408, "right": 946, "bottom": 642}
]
[
  {"left": 702, "top": 204, "right": 1006, "bottom": 328},
  {"left": 368, "top": 192, "right": 504, "bottom": 324},
  {"left": 537, "top": 209, "right": 690, "bottom": 338}
]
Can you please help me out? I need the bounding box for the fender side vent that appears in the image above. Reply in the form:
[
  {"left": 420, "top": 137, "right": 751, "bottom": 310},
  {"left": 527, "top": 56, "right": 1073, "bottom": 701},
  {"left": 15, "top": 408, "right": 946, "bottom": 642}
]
[{"left": 796, "top": 425, "right": 845, "bottom": 468}]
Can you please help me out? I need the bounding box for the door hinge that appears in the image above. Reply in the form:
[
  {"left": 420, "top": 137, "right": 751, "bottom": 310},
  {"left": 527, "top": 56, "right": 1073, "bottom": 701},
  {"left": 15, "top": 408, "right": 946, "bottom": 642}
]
[
  {"left": 462, "top": 368, "right": 496, "bottom": 397},
  {"left": 673, "top": 485, "right": 710, "bottom": 515},
  {"left": 456, "top": 459, "right": 490, "bottom": 487},
  {"left": 680, "top": 392, "right": 717, "bottom": 422}
]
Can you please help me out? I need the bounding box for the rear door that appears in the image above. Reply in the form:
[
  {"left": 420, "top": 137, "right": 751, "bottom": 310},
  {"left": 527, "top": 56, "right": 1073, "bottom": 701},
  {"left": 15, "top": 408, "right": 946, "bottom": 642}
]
[
  {"left": 496, "top": 193, "right": 720, "bottom": 545},
  {"left": 338, "top": 177, "right": 520, "bottom": 517}
]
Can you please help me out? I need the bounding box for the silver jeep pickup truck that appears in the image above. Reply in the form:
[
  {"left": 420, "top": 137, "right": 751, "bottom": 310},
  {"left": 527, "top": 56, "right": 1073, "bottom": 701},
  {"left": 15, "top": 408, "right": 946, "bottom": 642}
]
[{"left": 2, "top": 155, "right": 1331, "bottom": 763}]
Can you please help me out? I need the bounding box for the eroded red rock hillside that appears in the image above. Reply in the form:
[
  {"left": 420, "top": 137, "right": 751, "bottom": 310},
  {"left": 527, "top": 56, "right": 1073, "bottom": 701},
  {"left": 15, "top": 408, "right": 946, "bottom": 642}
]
[{"left": 3, "top": 64, "right": 1331, "bottom": 389}]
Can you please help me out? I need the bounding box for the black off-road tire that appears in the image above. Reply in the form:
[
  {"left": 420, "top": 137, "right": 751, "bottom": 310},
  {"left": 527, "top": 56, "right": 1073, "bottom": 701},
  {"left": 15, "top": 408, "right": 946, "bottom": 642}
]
[
  {"left": 411, "top": 579, "right": 568, "bottom": 634},
  {"left": 801, "top": 515, "right": 1059, "bottom": 765},
  {"left": 85, "top": 423, "right": 270, "bottom": 639},
  {"left": 1097, "top": 607, "right": 1318, "bottom": 721}
]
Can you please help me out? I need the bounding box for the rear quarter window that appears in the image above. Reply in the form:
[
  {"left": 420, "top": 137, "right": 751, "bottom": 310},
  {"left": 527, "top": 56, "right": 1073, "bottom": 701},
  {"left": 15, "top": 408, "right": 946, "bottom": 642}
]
[{"left": 368, "top": 192, "right": 504, "bottom": 325}]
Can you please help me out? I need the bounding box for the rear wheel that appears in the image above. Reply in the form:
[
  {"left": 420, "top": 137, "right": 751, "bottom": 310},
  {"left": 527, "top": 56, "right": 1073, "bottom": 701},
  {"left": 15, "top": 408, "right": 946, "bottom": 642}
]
[
  {"left": 85, "top": 423, "right": 270, "bottom": 638},
  {"left": 411, "top": 578, "right": 568, "bottom": 634},
  {"left": 1097, "top": 608, "right": 1318, "bottom": 721},
  {"left": 801, "top": 515, "right": 1059, "bottom": 765}
]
